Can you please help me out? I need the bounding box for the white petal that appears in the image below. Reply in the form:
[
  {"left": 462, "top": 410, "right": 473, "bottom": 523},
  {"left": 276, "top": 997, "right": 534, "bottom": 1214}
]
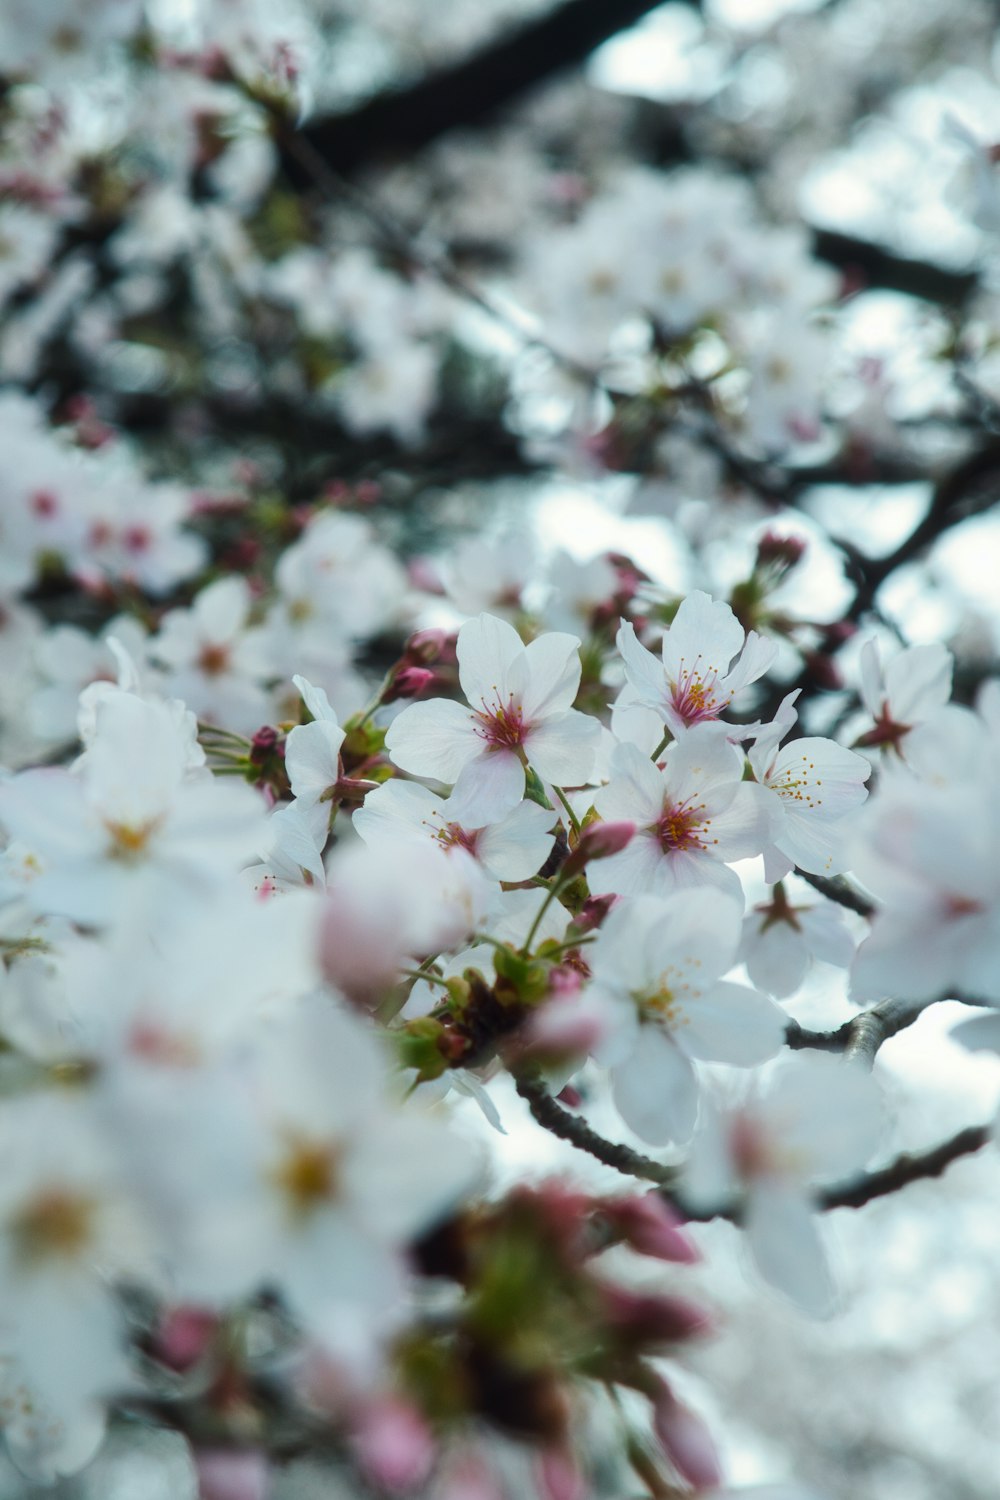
[
  {"left": 521, "top": 631, "right": 582, "bottom": 719},
  {"left": 612, "top": 1027, "right": 699, "bottom": 1144},
  {"left": 746, "top": 1180, "right": 835, "bottom": 1316},
  {"left": 525, "top": 710, "right": 600, "bottom": 787},
  {"left": 616, "top": 619, "right": 668, "bottom": 713},
  {"left": 385, "top": 698, "right": 481, "bottom": 781},
  {"left": 448, "top": 749, "right": 525, "bottom": 824},
  {"left": 678, "top": 981, "right": 785, "bottom": 1065},
  {"left": 456, "top": 613, "right": 528, "bottom": 708}
]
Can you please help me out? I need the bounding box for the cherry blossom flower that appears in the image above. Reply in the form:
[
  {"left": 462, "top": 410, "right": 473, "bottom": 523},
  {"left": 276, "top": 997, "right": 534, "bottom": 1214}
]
[
  {"left": 0, "top": 690, "right": 268, "bottom": 926},
  {"left": 245, "top": 999, "right": 478, "bottom": 1369},
  {"left": 849, "top": 775, "right": 1000, "bottom": 1003},
  {"left": 588, "top": 892, "right": 786, "bottom": 1144},
  {"left": 740, "top": 885, "right": 855, "bottom": 1000},
  {"left": 353, "top": 777, "right": 555, "bottom": 883},
  {"left": 748, "top": 693, "right": 870, "bottom": 883},
  {"left": 386, "top": 613, "right": 601, "bottom": 823},
  {"left": 0, "top": 1092, "right": 143, "bottom": 1424},
  {"left": 151, "top": 576, "right": 272, "bottom": 734},
  {"left": 590, "top": 731, "right": 768, "bottom": 903},
  {"left": 616, "top": 591, "right": 776, "bottom": 739},
  {"left": 684, "top": 1056, "right": 882, "bottom": 1314},
  {"left": 285, "top": 673, "right": 346, "bottom": 811},
  {"left": 857, "top": 639, "right": 953, "bottom": 755},
  {"left": 319, "top": 838, "right": 498, "bottom": 1005}
]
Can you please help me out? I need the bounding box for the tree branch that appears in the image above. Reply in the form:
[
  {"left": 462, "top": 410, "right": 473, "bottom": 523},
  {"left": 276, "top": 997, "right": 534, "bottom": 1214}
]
[
  {"left": 793, "top": 869, "right": 875, "bottom": 919},
  {"left": 286, "top": 0, "right": 692, "bottom": 180},
  {"left": 514, "top": 1072, "right": 675, "bottom": 1185},
  {"left": 811, "top": 227, "right": 978, "bottom": 307},
  {"left": 818, "top": 1124, "right": 993, "bottom": 1209}
]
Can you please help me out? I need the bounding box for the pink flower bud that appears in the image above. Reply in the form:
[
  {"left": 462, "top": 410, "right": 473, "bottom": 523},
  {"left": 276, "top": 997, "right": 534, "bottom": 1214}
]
[
  {"left": 603, "top": 1194, "right": 701, "bottom": 1264},
  {"left": 352, "top": 1397, "right": 435, "bottom": 1493},
  {"left": 601, "top": 1286, "right": 714, "bottom": 1344},
  {"left": 405, "top": 627, "right": 451, "bottom": 664},
  {"left": 154, "top": 1306, "right": 218, "bottom": 1372},
  {"left": 525, "top": 993, "right": 609, "bottom": 1058},
  {"left": 571, "top": 894, "right": 618, "bottom": 933},
  {"left": 652, "top": 1382, "right": 723, "bottom": 1493},
  {"left": 755, "top": 531, "right": 806, "bottom": 572},
  {"left": 538, "top": 1447, "right": 585, "bottom": 1500},
  {"left": 383, "top": 665, "right": 436, "bottom": 704},
  {"left": 406, "top": 558, "right": 445, "bottom": 594},
  {"left": 562, "top": 821, "right": 635, "bottom": 876},
  {"left": 195, "top": 1449, "right": 268, "bottom": 1500}
]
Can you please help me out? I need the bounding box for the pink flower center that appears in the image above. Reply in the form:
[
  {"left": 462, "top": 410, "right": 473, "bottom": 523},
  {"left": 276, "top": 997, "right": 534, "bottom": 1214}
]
[
  {"left": 669, "top": 667, "right": 724, "bottom": 727},
  {"left": 473, "top": 693, "right": 527, "bottom": 752},
  {"left": 654, "top": 800, "right": 707, "bottom": 853},
  {"left": 432, "top": 821, "right": 480, "bottom": 857},
  {"left": 30, "top": 489, "right": 59, "bottom": 518},
  {"left": 198, "top": 642, "right": 231, "bottom": 676}
]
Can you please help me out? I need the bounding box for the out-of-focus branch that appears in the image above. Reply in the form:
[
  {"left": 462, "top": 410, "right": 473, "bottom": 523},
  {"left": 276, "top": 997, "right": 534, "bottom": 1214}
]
[
  {"left": 811, "top": 227, "right": 978, "bottom": 306},
  {"left": 818, "top": 1124, "right": 993, "bottom": 1209},
  {"left": 514, "top": 1072, "right": 676, "bottom": 1185},
  {"left": 785, "top": 992, "right": 992, "bottom": 1064},
  {"left": 514, "top": 1073, "right": 994, "bottom": 1222},
  {"left": 793, "top": 869, "right": 875, "bottom": 918},
  {"left": 284, "top": 0, "right": 694, "bottom": 180}
]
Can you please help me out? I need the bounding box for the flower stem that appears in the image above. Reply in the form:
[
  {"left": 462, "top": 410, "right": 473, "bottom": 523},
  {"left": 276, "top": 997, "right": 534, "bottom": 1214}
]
[{"left": 552, "top": 784, "right": 582, "bottom": 837}]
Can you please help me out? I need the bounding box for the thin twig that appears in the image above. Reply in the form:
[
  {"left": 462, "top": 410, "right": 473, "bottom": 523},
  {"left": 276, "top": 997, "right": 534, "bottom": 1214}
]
[
  {"left": 514, "top": 1072, "right": 676, "bottom": 1185},
  {"left": 818, "top": 1125, "right": 993, "bottom": 1210},
  {"left": 793, "top": 868, "right": 875, "bottom": 918}
]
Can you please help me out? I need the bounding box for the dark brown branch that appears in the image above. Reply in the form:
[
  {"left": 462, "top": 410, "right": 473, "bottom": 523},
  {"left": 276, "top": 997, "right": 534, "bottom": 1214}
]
[
  {"left": 287, "top": 0, "right": 690, "bottom": 180},
  {"left": 794, "top": 869, "right": 875, "bottom": 919},
  {"left": 785, "top": 991, "right": 993, "bottom": 1064},
  {"left": 811, "top": 227, "right": 978, "bottom": 307},
  {"left": 514, "top": 1072, "right": 676, "bottom": 1185},
  {"left": 818, "top": 1125, "right": 993, "bottom": 1209}
]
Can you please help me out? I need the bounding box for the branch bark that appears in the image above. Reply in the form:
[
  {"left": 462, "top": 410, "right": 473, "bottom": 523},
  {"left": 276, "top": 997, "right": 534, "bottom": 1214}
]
[
  {"left": 286, "top": 0, "right": 691, "bottom": 180},
  {"left": 818, "top": 1125, "right": 992, "bottom": 1209}
]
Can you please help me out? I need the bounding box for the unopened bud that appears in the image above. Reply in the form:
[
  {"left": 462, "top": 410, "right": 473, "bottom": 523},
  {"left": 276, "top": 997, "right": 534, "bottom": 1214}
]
[
  {"left": 538, "top": 1448, "right": 585, "bottom": 1500},
  {"left": 755, "top": 530, "right": 806, "bottom": 573},
  {"left": 249, "top": 726, "right": 283, "bottom": 764},
  {"left": 570, "top": 894, "right": 618, "bottom": 934},
  {"left": 652, "top": 1380, "right": 723, "bottom": 1493},
  {"left": 801, "top": 648, "right": 843, "bottom": 692},
  {"left": 602, "top": 1286, "right": 714, "bottom": 1345},
  {"left": 154, "top": 1306, "right": 218, "bottom": 1372},
  {"left": 352, "top": 1396, "right": 435, "bottom": 1494},
  {"left": 383, "top": 665, "right": 435, "bottom": 704},
  {"left": 562, "top": 821, "right": 635, "bottom": 877},
  {"left": 194, "top": 1449, "right": 268, "bottom": 1500},
  {"left": 405, "top": 627, "right": 451, "bottom": 665},
  {"left": 601, "top": 1194, "right": 700, "bottom": 1264}
]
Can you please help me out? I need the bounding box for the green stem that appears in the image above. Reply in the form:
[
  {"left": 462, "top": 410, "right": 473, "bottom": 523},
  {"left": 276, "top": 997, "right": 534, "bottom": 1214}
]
[
  {"left": 650, "top": 731, "right": 670, "bottom": 761},
  {"left": 552, "top": 784, "right": 582, "bottom": 837},
  {"left": 520, "top": 873, "right": 569, "bottom": 956}
]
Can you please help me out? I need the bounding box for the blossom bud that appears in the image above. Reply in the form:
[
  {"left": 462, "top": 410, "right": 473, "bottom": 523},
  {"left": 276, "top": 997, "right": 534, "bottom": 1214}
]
[
  {"left": 248, "top": 726, "right": 283, "bottom": 764},
  {"left": 801, "top": 648, "right": 843, "bottom": 692},
  {"left": 562, "top": 821, "right": 635, "bottom": 877},
  {"left": 382, "top": 665, "right": 436, "bottom": 704},
  {"left": 194, "top": 1449, "right": 268, "bottom": 1500},
  {"left": 755, "top": 530, "right": 806, "bottom": 573},
  {"left": 602, "top": 1194, "right": 701, "bottom": 1264},
  {"left": 405, "top": 627, "right": 451, "bottom": 665},
  {"left": 601, "top": 1286, "right": 714, "bottom": 1345},
  {"left": 538, "top": 1447, "right": 585, "bottom": 1500},
  {"left": 153, "top": 1306, "right": 219, "bottom": 1372},
  {"left": 652, "top": 1381, "right": 723, "bottom": 1493},
  {"left": 571, "top": 894, "right": 618, "bottom": 933},
  {"left": 352, "top": 1396, "right": 435, "bottom": 1494}
]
